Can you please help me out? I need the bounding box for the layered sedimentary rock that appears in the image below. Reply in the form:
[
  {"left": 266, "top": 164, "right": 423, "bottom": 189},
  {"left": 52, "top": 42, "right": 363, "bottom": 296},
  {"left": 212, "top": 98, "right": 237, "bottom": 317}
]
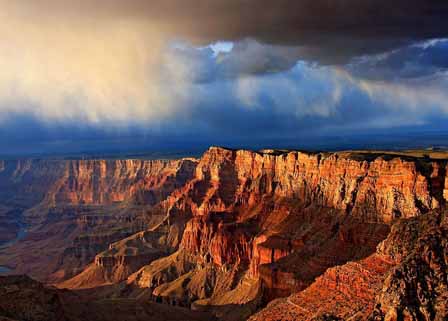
[
  {"left": 250, "top": 210, "right": 448, "bottom": 321},
  {"left": 108, "top": 147, "right": 447, "bottom": 318},
  {"left": 49, "top": 159, "right": 197, "bottom": 206},
  {"left": 189, "top": 147, "right": 445, "bottom": 222},
  {"left": 369, "top": 212, "right": 448, "bottom": 321},
  {"left": 59, "top": 229, "right": 174, "bottom": 289},
  {"left": 0, "top": 158, "right": 196, "bottom": 209},
  {"left": 60, "top": 229, "right": 137, "bottom": 274},
  {"left": 248, "top": 254, "right": 393, "bottom": 321},
  {"left": 1, "top": 147, "right": 448, "bottom": 320},
  {"left": 0, "top": 160, "right": 66, "bottom": 208},
  {"left": 180, "top": 215, "right": 254, "bottom": 266},
  {"left": 0, "top": 158, "right": 197, "bottom": 282},
  {"left": 126, "top": 248, "right": 261, "bottom": 320},
  {"left": 2, "top": 148, "right": 446, "bottom": 226}
]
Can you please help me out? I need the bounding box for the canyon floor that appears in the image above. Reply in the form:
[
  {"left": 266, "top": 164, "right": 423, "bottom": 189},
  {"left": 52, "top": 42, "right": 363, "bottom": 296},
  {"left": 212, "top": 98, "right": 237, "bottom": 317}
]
[{"left": 0, "top": 147, "right": 447, "bottom": 321}]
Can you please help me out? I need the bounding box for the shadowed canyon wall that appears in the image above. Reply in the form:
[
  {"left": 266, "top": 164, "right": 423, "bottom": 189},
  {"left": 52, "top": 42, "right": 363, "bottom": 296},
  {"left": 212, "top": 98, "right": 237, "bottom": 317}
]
[{"left": 0, "top": 147, "right": 447, "bottom": 320}]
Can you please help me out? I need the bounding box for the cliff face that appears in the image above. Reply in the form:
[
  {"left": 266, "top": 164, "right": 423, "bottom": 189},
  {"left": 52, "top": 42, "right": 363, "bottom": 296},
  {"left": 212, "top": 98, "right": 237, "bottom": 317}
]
[
  {"left": 369, "top": 212, "right": 448, "bottom": 321},
  {"left": 191, "top": 147, "right": 444, "bottom": 222},
  {"left": 180, "top": 216, "right": 254, "bottom": 266},
  {"left": 1, "top": 147, "right": 448, "bottom": 321},
  {"left": 59, "top": 229, "right": 174, "bottom": 289},
  {"left": 161, "top": 148, "right": 445, "bottom": 302},
  {"left": 0, "top": 158, "right": 197, "bottom": 282},
  {"left": 249, "top": 211, "right": 448, "bottom": 321},
  {"left": 50, "top": 159, "right": 197, "bottom": 206},
  {"left": 100, "top": 148, "right": 446, "bottom": 320},
  {"left": 2, "top": 148, "right": 446, "bottom": 223},
  {"left": 3, "top": 147, "right": 442, "bottom": 223},
  {"left": 0, "top": 158, "right": 196, "bottom": 207},
  {"left": 0, "top": 160, "right": 67, "bottom": 207}
]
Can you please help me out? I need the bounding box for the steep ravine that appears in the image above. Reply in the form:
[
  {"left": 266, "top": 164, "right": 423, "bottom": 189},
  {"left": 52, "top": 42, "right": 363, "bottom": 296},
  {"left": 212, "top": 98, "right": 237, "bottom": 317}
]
[
  {"left": 0, "top": 158, "right": 197, "bottom": 281},
  {"left": 0, "top": 147, "right": 447, "bottom": 320}
]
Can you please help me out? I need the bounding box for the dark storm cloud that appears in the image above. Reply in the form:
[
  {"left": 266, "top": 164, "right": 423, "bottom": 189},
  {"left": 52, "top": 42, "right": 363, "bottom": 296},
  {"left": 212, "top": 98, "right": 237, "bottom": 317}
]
[
  {"left": 348, "top": 39, "right": 448, "bottom": 79},
  {"left": 12, "top": 0, "right": 448, "bottom": 49},
  {"left": 170, "top": 37, "right": 448, "bottom": 83},
  {"left": 168, "top": 40, "right": 304, "bottom": 82},
  {"left": 3, "top": 36, "right": 448, "bottom": 147},
  {"left": 22, "top": 0, "right": 448, "bottom": 36},
  {"left": 8, "top": 0, "right": 448, "bottom": 69},
  {"left": 3, "top": 0, "right": 448, "bottom": 155}
]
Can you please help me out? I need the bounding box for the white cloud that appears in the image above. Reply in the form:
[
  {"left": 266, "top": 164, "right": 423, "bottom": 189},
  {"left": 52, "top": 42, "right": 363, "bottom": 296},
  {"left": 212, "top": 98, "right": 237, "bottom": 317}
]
[
  {"left": 0, "top": 3, "right": 196, "bottom": 126},
  {"left": 1, "top": 2, "right": 448, "bottom": 138}
]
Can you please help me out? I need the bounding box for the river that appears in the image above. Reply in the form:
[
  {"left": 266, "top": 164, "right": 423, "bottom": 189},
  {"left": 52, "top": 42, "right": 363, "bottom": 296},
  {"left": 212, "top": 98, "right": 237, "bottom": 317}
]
[
  {"left": 0, "top": 216, "right": 28, "bottom": 275},
  {"left": 0, "top": 266, "right": 11, "bottom": 274},
  {"left": 0, "top": 221, "right": 28, "bottom": 249}
]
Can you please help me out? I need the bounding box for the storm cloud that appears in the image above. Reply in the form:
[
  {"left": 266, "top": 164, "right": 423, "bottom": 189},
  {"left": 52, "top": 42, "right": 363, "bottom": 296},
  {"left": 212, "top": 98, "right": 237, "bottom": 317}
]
[
  {"left": 1, "top": 0, "right": 448, "bottom": 154},
  {"left": 9, "top": 0, "right": 448, "bottom": 40}
]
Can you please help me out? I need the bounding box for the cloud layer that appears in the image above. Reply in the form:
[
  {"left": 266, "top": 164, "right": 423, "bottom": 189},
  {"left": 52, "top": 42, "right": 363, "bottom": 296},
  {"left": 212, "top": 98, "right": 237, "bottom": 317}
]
[
  {"left": 1, "top": 1, "right": 448, "bottom": 153},
  {"left": 8, "top": 0, "right": 448, "bottom": 40}
]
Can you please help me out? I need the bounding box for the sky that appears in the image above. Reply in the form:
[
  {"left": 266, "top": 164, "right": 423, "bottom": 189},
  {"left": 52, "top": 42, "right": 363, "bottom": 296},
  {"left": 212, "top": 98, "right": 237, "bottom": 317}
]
[{"left": 1, "top": 0, "right": 448, "bottom": 156}]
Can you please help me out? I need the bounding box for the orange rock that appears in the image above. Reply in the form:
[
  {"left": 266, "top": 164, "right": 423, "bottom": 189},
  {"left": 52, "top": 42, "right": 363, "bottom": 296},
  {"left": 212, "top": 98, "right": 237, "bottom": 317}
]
[{"left": 1, "top": 147, "right": 448, "bottom": 319}]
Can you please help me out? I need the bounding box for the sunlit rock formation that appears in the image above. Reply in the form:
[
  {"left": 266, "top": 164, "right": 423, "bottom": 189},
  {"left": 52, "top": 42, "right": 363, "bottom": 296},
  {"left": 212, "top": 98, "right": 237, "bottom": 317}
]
[{"left": 1, "top": 147, "right": 447, "bottom": 320}]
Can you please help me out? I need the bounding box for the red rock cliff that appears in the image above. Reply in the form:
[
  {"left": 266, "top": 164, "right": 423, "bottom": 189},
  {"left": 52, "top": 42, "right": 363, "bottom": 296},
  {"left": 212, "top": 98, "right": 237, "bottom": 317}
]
[
  {"left": 2, "top": 147, "right": 448, "bottom": 316},
  {"left": 0, "top": 158, "right": 197, "bottom": 207},
  {"left": 174, "top": 147, "right": 445, "bottom": 222},
  {"left": 139, "top": 147, "right": 447, "bottom": 307},
  {"left": 177, "top": 147, "right": 446, "bottom": 267}
]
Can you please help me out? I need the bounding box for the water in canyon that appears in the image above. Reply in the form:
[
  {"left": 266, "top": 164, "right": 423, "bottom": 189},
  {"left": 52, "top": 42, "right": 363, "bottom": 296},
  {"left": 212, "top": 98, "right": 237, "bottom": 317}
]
[
  {"left": 0, "top": 266, "right": 11, "bottom": 274},
  {"left": 0, "top": 213, "right": 27, "bottom": 274},
  {"left": 0, "top": 221, "right": 27, "bottom": 250}
]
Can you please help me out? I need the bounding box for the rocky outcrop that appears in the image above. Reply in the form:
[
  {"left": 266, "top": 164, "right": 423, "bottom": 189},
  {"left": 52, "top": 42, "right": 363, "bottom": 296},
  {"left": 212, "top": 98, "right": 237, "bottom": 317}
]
[
  {"left": 369, "top": 212, "right": 448, "bottom": 321},
  {"left": 255, "top": 213, "right": 390, "bottom": 300},
  {"left": 180, "top": 216, "right": 254, "bottom": 266},
  {"left": 250, "top": 210, "right": 448, "bottom": 321},
  {"left": 61, "top": 229, "right": 136, "bottom": 271},
  {"left": 248, "top": 254, "right": 393, "bottom": 321},
  {"left": 0, "top": 275, "right": 214, "bottom": 321},
  {"left": 137, "top": 147, "right": 446, "bottom": 305},
  {"left": 0, "top": 158, "right": 197, "bottom": 209},
  {"left": 2, "top": 147, "right": 448, "bottom": 321},
  {"left": 183, "top": 147, "right": 446, "bottom": 222},
  {"left": 2, "top": 147, "right": 446, "bottom": 223},
  {"left": 59, "top": 229, "right": 175, "bottom": 289},
  {"left": 49, "top": 159, "right": 197, "bottom": 206},
  {"left": 125, "top": 248, "right": 260, "bottom": 319},
  {"left": 249, "top": 234, "right": 301, "bottom": 278},
  {"left": 0, "top": 157, "right": 197, "bottom": 282},
  {"left": 0, "top": 275, "right": 68, "bottom": 321}
]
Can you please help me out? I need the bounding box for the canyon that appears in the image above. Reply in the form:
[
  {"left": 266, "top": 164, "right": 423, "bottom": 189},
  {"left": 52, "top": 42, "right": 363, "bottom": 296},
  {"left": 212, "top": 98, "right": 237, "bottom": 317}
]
[{"left": 0, "top": 147, "right": 447, "bottom": 320}]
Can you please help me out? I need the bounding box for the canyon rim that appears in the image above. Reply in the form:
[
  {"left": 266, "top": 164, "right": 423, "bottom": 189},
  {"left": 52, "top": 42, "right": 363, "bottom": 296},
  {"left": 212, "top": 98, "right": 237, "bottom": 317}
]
[{"left": 0, "top": 147, "right": 448, "bottom": 320}]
